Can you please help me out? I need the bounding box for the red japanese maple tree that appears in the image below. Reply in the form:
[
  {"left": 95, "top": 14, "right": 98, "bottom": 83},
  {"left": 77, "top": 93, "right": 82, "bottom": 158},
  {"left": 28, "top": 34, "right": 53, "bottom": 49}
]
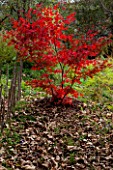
[{"left": 6, "top": 4, "right": 110, "bottom": 105}]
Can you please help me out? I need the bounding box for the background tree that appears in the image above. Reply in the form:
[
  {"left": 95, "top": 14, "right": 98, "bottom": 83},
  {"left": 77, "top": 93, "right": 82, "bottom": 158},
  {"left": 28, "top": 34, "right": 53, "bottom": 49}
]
[
  {"left": 0, "top": 0, "right": 37, "bottom": 30},
  {"left": 61, "top": 0, "right": 112, "bottom": 35},
  {"left": 65, "top": 0, "right": 113, "bottom": 56},
  {"left": 0, "top": 30, "right": 17, "bottom": 131}
]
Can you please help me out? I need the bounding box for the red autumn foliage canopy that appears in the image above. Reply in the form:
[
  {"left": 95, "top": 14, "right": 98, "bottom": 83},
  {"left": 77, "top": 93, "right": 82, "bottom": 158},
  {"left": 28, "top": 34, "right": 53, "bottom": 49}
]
[{"left": 6, "top": 4, "right": 111, "bottom": 105}]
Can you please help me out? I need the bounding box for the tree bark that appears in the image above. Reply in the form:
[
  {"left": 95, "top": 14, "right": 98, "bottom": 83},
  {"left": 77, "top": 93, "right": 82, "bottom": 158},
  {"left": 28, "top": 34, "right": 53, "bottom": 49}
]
[{"left": 17, "top": 60, "right": 23, "bottom": 101}]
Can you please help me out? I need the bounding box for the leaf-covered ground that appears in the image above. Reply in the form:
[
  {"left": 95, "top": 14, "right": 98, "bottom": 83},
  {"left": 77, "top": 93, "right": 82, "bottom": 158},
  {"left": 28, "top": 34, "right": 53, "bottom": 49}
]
[{"left": 0, "top": 98, "right": 113, "bottom": 170}]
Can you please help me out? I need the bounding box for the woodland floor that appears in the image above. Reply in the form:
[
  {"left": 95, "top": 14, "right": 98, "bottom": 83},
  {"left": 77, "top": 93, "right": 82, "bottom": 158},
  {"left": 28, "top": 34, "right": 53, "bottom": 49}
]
[{"left": 0, "top": 98, "right": 113, "bottom": 170}]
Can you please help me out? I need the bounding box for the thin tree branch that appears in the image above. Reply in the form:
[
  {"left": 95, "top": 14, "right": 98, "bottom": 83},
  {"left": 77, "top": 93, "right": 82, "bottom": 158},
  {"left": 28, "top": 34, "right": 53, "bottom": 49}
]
[{"left": 99, "top": 0, "right": 113, "bottom": 14}]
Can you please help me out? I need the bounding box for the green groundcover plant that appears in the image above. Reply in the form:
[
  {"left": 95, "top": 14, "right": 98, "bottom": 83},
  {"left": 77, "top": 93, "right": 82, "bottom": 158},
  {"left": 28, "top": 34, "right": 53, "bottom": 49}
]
[{"left": 76, "top": 60, "right": 113, "bottom": 107}]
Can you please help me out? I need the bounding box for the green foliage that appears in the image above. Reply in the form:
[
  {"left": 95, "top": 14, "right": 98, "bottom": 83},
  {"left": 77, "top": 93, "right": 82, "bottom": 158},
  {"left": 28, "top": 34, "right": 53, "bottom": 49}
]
[
  {"left": 63, "top": 135, "right": 75, "bottom": 146},
  {"left": 0, "top": 31, "right": 17, "bottom": 65},
  {"left": 21, "top": 80, "right": 46, "bottom": 99},
  {"left": 75, "top": 0, "right": 112, "bottom": 36},
  {"left": 14, "top": 100, "right": 28, "bottom": 111},
  {"left": 1, "top": 128, "right": 21, "bottom": 146},
  {"left": 69, "top": 152, "right": 76, "bottom": 164},
  {"left": 0, "top": 74, "right": 10, "bottom": 96},
  {"left": 76, "top": 59, "right": 113, "bottom": 107},
  {"left": 54, "top": 127, "right": 60, "bottom": 134},
  {"left": 14, "top": 114, "right": 36, "bottom": 123},
  {"left": 1, "top": 74, "right": 10, "bottom": 85}
]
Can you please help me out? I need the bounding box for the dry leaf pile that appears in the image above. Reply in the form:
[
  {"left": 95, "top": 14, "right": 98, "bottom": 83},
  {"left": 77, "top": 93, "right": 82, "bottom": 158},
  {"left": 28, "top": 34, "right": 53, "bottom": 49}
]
[{"left": 0, "top": 98, "right": 113, "bottom": 170}]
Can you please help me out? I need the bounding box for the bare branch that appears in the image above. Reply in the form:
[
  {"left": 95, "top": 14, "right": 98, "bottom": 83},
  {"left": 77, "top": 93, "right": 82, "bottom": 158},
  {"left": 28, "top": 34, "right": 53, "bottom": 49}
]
[
  {"left": 99, "top": 0, "right": 113, "bottom": 15},
  {"left": 0, "top": 15, "right": 8, "bottom": 24}
]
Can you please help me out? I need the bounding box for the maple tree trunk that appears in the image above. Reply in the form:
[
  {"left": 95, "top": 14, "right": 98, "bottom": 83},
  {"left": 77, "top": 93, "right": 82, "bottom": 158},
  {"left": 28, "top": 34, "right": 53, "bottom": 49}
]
[
  {"left": 110, "top": 23, "right": 113, "bottom": 57},
  {"left": 0, "top": 82, "right": 2, "bottom": 131},
  {"left": 0, "top": 97, "right": 5, "bottom": 133},
  {"left": 8, "top": 63, "right": 17, "bottom": 112},
  {"left": 4, "top": 64, "right": 9, "bottom": 98},
  {"left": 0, "top": 69, "right": 2, "bottom": 110},
  {"left": 0, "top": 68, "right": 5, "bottom": 132},
  {"left": 17, "top": 60, "right": 23, "bottom": 101}
]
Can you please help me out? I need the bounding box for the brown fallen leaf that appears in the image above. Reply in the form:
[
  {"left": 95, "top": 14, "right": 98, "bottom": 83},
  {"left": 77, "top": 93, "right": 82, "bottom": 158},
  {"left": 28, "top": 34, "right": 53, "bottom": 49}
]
[
  {"left": 22, "top": 165, "right": 35, "bottom": 170},
  {"left": 0, "top": 166, "right": 7, "bottom": 170}
]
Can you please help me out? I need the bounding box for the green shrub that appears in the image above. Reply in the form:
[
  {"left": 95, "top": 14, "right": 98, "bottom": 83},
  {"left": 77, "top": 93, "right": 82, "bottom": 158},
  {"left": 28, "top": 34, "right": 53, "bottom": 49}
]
[
  {"left": 76, "top": 59, "right": 113, "bottom": 107},
  {"left": 0, "top": 31, "right": 17, "bottom": 65}
]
